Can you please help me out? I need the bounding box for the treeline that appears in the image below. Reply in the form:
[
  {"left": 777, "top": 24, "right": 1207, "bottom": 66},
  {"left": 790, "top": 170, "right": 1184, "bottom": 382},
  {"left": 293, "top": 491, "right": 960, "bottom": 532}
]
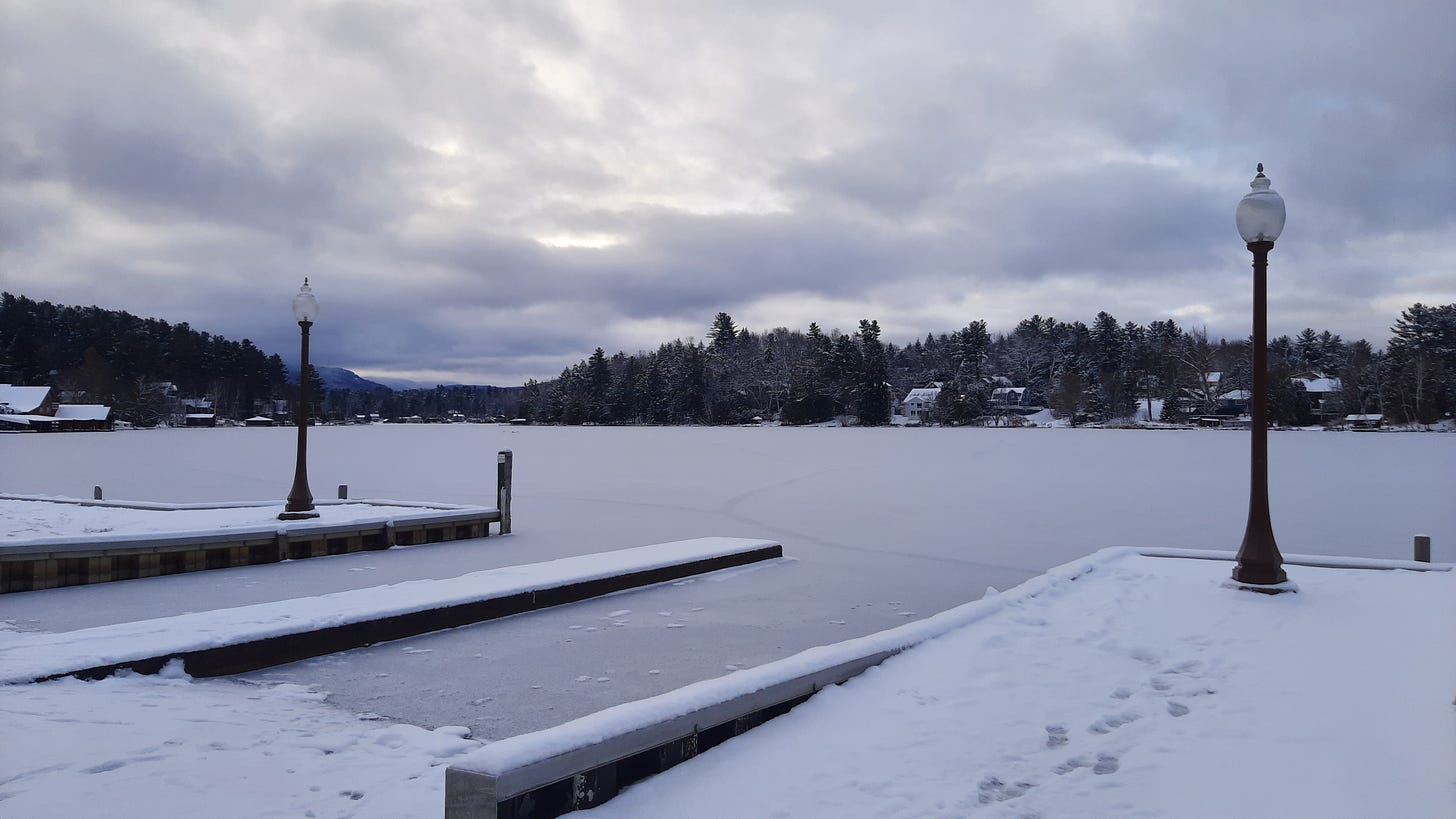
[
  {"left": 321, "top": 384, "right": 523, "bottom": 421},
  {"left": 520, "top": 303, "right": 1456, "bottom": 426},
  {"left": 0, "top": 293, "right": 526, "bottom": 424},
  {"left": 0, "top": 292, "right": 289, "bottom": 423}
]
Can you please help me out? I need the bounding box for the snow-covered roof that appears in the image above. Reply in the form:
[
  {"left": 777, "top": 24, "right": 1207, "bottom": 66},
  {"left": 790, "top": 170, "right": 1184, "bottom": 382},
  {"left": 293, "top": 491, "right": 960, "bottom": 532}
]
[
  {"left": 1206, "top": 371, "right": 1223, "bottom": 384},
  {"left": 1217, "top": 389, "right": 1250, "bottom": 401},
  {"left": 185, "top": 413, "right": 216, "bottom": 419},
  {"left": 53, "top": 405, "right": 110, "bottom": 421},
  {"left": 991, "top": 386, "right": 1026, "bottom": 396},
  {"left": 902, "top": 388, "right": 940, "bottom": 404},
  {"left": 0, "top": 384, "right": 53, "bottom": 414},
  {"left": 1345, "top": 414, "right": 1384, "bottom": 422},
  {"left": 1296, "top": 377, "right": 1341, "bottom": 393},
  {"left": 245, "top": 416, "right": 274, "bottom": 423}
]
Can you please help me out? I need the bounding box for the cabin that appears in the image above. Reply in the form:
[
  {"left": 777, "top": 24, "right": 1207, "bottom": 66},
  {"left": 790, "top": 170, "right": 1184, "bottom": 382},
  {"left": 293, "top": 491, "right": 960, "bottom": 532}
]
[
  {"left": 990, "top": 386, "right": 1030, "bottom": 407},
  {"left": 1216, "top": 389, "right": 1251, "bottom": 415},
  {"left": 52, "top": 404, "right": 112, "bottom": 431},
  {"left": 244, "top": 416, "right": 275, "bottom": 427},
  {"left": 1345, "top": 413, "right": 1385, "bottom": 431},
  {"left": 0, "top": 383, "right": 57, "bottom": 416},
  {"left": 0, "top": 385, "right": 111, "bottom": 431},
  {"left": 1293, "top": 375, "right": 1343, "bottom": 422}
]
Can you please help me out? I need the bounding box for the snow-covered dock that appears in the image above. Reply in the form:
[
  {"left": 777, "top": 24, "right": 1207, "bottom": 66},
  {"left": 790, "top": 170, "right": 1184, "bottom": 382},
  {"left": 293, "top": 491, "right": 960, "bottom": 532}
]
[
  {"left": 0, "top": 537, "right": 783, "bottom": 683},
  {"left": 451, "top": 549, "right": 1454, "bottom": 819}
]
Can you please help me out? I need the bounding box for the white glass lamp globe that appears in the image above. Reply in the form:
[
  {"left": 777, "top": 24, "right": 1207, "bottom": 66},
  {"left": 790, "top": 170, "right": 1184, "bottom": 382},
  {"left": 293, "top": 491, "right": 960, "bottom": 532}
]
[
  {"left": 1235, "top": 164, "right": 1286, "bottom": 244},
  {"left": 292, "top": 278, "right": 320, "bottom": 324}
]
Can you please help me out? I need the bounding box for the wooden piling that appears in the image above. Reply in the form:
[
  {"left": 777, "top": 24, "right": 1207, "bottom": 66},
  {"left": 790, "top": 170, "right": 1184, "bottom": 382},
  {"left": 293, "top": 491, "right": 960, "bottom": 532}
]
[
  {"left": 1414, "top": 534, "right": 1431, "bottom": 563},
  {"left": 497, "top": 450, "right": 512, "bottom": 535}
]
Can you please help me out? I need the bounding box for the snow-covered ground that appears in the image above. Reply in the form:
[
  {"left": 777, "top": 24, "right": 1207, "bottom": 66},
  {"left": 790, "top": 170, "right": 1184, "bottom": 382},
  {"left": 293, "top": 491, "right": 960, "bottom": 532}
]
[{"left": 2, "top": 425, "right": 1453, "bottom": 817}]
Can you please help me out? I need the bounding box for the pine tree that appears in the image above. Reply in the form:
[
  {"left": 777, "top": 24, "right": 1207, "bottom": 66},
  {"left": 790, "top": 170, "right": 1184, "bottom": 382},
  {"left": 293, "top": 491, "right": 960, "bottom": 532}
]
[
  {"left": 856, "top": 319, "right": 891, "bottom": 425},
  {"left": 1383, "top": 303, "right": 1456, "bottom": 423}
]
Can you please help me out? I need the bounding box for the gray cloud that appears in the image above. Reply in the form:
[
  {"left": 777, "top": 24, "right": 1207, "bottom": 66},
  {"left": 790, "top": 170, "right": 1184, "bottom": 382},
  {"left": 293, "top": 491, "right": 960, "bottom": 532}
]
[{"left": 3, "top": 0, "right": 1453, "bottom": 385}]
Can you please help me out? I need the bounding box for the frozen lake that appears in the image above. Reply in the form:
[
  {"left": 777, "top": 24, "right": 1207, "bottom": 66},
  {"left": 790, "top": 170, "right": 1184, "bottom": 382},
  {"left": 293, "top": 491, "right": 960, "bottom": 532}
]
[{"left": 3, "top": 425, "right": 1452, "bottom": 738}]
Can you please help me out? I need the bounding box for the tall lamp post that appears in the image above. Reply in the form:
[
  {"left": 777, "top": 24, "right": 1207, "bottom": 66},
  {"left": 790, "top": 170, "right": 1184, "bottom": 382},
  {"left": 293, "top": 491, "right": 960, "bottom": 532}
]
[
  {"left": 281, "top": 278, "right": 321, "bottom": 520},
  {"left": 1231, "top": 164, "right": 1289, "bottom": 589}
]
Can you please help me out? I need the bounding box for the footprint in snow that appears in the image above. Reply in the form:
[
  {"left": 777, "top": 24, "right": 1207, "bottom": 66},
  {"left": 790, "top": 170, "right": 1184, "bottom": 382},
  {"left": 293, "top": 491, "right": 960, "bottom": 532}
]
[
  {"left": 1053, "top": 756, "right": 1087, "bottom": 775},
  {"left": 977, "top": 775, "right": 1035, "bottom": 803},
  {"left": 666, "top": 623, "right": 686, "bottom": 629},
  {"left": 1088, "top": 712, "right": 1139, "bottom": 734},
  {"left": 1045, "top": 724, "right": 1069, "bottom": 748},
  {"left": 607, "top": 610, "right": 631, "bottom": 618},
  {"left": 1110, "top": 686, "right": 1133, "bottom": 700},
  {"left": 1167, "top": 701, "right": 1190, "bottom": 717},
  {"left": 829, "top": 619, "right": 847, "bottom": 625}
]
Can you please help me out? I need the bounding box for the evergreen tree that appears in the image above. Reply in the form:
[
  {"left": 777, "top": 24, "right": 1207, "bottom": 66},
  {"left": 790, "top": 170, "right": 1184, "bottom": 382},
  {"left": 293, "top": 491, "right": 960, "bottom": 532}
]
[
  {"left": 856, "top": 319, "right": 891, "bottom": 425},
  {"left": 1383, "top": 303, "right": 1456, "bottom": 423}
]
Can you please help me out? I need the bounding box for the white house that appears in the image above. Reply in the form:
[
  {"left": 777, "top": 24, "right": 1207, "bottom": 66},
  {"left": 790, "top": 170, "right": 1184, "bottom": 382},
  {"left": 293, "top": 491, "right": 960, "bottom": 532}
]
[{"left": 901, "top": 387, "right": 941, "bottom": 423}]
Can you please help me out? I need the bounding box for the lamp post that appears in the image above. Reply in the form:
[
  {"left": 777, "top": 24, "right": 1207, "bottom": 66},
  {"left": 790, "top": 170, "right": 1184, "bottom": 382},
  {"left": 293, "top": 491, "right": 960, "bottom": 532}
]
[
  {"left": 280, "top": 278, "right": 321, "bottom": 520},
  {"left": 1231, "top": 164, "right": 1288, "bottom": 589}
]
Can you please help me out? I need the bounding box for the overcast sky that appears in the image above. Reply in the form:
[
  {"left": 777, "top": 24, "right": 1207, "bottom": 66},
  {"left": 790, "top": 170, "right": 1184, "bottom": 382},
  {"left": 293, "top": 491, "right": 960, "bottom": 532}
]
[{"left": 3, "top": 1, "right": 1453, "bottom": 386}]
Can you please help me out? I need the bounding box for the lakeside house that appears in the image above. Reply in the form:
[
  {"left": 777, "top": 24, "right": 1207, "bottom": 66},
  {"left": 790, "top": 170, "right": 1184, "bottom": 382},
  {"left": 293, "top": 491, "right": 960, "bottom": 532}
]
[
  {"left": 989, "top": 386, "right": 1031, "bottom": 407},
  {"left": 900, "top": 386, "right": 941, "bottom": 423},
  {"left": 0, "top": 384, "right": 113, "bottom": 432}
]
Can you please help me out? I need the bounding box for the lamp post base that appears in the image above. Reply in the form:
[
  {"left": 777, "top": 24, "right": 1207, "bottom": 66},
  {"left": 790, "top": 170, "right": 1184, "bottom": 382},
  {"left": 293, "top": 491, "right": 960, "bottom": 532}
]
[
  {"left": 1221, "top": 577, "right": 1299, "bottom": 595},
  {"left": 278, "top": 510, "right": 321, "bottom": 520}
]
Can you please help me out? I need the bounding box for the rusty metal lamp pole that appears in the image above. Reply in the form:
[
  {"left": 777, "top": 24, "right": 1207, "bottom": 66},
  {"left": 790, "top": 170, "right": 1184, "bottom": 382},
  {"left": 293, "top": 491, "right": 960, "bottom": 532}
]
[
  {"left": 281, "top": 278, "right": 321, "bottom": 520},
  {"left": 1231, "top": 164, "right": 1289, "bottom": 589}
]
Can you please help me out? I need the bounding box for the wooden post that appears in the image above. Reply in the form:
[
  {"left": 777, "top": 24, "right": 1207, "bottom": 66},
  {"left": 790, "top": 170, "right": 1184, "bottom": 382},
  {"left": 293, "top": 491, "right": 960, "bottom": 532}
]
[
  {"left": 1414, "top": 534, "right": 1431, "bottom": 563},
  {"left": 94, "top": 485, "right": 103, "bottom": 500},
  {"left": 338, "top": 484, "right": 349, "bottom": 500},
  {"left": 497, "top": 450, "right": 513, "bottom": 535}
]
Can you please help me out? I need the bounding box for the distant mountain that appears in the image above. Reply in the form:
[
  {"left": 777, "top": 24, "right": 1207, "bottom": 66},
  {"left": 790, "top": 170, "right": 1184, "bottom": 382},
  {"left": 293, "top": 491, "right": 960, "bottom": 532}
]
[
  {"left": 285, "top": 364, "right": 392, "bottom": 392},
  {"left": 368, "top": 376, "right": 464, "bottom": 390},
  {"left": 318, "top": 365, "right": 393, "bottom": 392}
]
